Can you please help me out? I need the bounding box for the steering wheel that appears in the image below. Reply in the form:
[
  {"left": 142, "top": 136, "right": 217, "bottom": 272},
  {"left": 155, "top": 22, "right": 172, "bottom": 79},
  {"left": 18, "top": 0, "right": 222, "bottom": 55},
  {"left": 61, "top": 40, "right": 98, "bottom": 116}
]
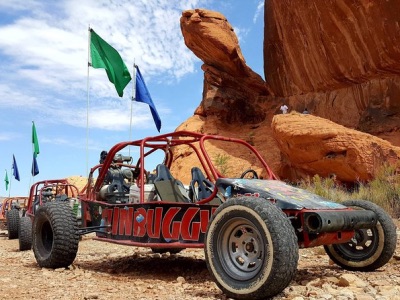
[{"left": 240, "top": 169, "right": 259, "bottom": 179}]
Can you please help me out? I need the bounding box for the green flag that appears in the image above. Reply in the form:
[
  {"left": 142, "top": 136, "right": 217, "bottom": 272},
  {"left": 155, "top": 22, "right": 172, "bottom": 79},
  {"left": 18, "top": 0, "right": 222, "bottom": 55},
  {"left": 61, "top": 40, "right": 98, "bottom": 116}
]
[
  {"left": 4, "top": 170, "right": 9, "bottom": 191},
  {"left": 90, "top": 28, "right": 132, "bottom": 97},
  {"left": 32, "top": 121, "right": 40, "bottom": 155}
]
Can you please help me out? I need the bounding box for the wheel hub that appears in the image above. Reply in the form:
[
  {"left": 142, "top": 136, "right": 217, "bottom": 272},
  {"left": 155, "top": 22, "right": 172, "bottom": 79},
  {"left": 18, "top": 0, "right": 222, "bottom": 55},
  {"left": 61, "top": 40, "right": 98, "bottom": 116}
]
[{"left": 245, "top": 239, "right": 255, "bottom": 253}]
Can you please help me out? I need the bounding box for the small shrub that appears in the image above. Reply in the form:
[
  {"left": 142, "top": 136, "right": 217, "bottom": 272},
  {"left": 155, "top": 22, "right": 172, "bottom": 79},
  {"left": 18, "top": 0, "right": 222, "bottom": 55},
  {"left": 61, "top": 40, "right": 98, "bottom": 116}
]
[
  {"left": 349, "top": 163, "right": 400, "bottom": 217},
  {"left": 299, "top": 163, "right": 400, "bottom": 217},
  {"left": 214, "top": 154, "right": 230, "bottom": 176},
  {"left": 299, "top": 174, "right": 348, "bottom": 203}
]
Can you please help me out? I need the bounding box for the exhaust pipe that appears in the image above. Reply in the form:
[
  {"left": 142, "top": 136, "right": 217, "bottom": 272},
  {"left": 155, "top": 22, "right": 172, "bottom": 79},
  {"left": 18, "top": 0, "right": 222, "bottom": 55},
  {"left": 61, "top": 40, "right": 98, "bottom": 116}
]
[{"left": 304, "top": 210, "right": 377, "bottom": 233}]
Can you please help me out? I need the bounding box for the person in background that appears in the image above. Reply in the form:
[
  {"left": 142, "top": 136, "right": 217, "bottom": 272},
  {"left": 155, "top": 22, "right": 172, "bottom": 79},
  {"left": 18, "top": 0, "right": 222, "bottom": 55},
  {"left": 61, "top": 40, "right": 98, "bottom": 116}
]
[
  {"left": 303, "top": 108, "right": 309, "bottom": 114},
  {"left": 280, "top": 104, "right": 289, "bottom": 114}
]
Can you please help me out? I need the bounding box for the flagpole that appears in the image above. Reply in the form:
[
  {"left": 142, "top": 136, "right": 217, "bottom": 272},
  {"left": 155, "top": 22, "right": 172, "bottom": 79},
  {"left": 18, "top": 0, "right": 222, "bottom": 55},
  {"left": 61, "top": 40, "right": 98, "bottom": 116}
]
[
  {"left": 9, "top": 158, "right": 12, "bottom": 197},
  {"left": 86, "top": 25, "right": 91, "bottom": 177},
  {"left": 8, "top": 169, "right": 11, "bottom": 197},
  {"left": 31, "top": 121, "right": 36, "bottom": 189},
  {"left": 29, "top": 158, "right": 33, "bottom": 195},
  {"left": 7, "top": 168, "right": 11, "bottom": 197},
  {"left": 128, "top": 61, "right": 136, "bottom": 157}
]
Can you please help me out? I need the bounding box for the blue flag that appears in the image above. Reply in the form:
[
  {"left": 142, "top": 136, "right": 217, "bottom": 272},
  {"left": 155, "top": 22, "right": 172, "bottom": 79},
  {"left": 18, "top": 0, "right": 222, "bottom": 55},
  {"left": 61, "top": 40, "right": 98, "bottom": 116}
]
[
  {"left": 12, "top": 154, "right": 20, "bottom": 181},
  {"left": 135, "top": 66, "right": 161, "bottom": 132},
  {"left": 32, "top": 153, "right": 39, "bottom": 176}
]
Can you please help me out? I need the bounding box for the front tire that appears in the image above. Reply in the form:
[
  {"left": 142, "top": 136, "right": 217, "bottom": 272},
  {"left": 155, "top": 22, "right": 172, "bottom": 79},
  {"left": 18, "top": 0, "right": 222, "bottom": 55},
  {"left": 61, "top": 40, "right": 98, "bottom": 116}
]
[
  {"left": 205, "top": 197, "right": 298, "bottom": 300},
  {"left": 324, "top": 200, "right": 397, "bottom": 271},
  {"left": 6, "top": 209, "right": 20, "bottom": 239},
  {"left": 32, "top": 202, "right": 79, "bottom": 268},
  {"left": 19, "top": 216, "right": 32, "bottom": 251}
]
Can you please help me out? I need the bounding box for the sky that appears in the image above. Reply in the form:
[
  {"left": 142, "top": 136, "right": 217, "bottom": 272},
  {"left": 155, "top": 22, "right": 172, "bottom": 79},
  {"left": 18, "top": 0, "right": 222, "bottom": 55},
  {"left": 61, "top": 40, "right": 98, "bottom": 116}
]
[{"left": 0, "top": 0, "right": 265, "bottom": 197}]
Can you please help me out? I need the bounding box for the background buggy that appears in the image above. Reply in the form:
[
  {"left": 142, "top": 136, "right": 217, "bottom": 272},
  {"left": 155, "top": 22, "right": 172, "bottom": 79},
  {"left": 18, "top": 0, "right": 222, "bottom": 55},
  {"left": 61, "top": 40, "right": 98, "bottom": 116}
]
[
  {"left": 18, "top": 179, "right": 81, "bottom": 251},
  {"left": 0, "top": 197, "right": 28, "bottom": 239}
]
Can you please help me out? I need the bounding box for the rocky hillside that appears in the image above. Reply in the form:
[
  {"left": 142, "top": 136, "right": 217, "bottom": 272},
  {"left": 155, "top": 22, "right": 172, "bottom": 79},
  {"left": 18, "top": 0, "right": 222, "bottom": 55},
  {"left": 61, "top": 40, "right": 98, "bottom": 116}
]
[{"left": 175, "top": 2, "right": 400, "bottom": 182}]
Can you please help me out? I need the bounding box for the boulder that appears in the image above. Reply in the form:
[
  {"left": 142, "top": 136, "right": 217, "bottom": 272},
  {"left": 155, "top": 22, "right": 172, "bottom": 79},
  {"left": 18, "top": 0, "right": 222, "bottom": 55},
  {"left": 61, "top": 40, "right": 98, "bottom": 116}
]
[{"left": 271, "top": 113, "right": 400, "bottom": 182}]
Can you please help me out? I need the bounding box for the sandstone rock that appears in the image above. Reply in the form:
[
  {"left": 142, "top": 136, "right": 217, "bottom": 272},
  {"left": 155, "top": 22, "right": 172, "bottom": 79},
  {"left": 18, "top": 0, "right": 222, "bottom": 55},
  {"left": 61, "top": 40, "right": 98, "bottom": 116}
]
[
  {"left": 176, "top": 276, "right": 186, "bottom": 283},
  {"left": 264, "top": 0, "right": 400, "bottom": 95},
  {"left": 376, "top": 285, "right": 400, "bottom": 296},
  {"left": 271, "top": 113, "right": 400, "bottom": 182},
  {"left": 67, "top": 175, "right": 88, "bottom": 192},
  {"left": 355, "top": 295, "right": 375, "bottom": 300},
  {"left": 286, "top": 284, "right": 308, "bottom": 296},
  {"left": 338, "top": 274, "right": 368, "bottom": 288},
  {"left": 180, "top": 9, "right": 268, "bottom": 124},
  {"left": 177, "top": 5, "right": 400, "bottom": 185},
  {"left": 337, "top": 288, "right": 355, "bottom": 299},
  {"left": 325, "top": 276, "right": 340, "bottom": 285},
  {"left": 322, "top": 283, "right": 338, "bottom": 296},
  {"left": 264, "top": 0, "right": 400, "bottom": 144},
  {"left": 321, "top": 294, "right": 335, "bottom": 300}
]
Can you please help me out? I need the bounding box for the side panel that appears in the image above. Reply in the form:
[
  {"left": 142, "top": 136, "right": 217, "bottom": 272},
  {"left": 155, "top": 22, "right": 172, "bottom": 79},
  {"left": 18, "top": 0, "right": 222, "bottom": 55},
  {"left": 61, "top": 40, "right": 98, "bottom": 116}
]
[{"left": 85, "top": 202, "right": 217, "bottom": 245}]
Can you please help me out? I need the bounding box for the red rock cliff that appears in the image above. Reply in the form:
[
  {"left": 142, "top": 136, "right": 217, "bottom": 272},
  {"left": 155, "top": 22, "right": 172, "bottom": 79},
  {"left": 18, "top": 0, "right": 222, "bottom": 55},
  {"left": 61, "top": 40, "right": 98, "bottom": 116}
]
[
  {"left": 264, "top": 0, "right": 400, "bottom": 144},
  {"left": 176, "top": 4, "right": 400, "bottom": 182}
]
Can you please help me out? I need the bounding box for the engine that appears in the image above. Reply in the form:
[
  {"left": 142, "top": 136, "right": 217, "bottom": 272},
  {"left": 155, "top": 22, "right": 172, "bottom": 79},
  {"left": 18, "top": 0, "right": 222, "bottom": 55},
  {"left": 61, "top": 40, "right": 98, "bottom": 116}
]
[{"left": 98, "top": 151, "right": 134, "bottom": 203}]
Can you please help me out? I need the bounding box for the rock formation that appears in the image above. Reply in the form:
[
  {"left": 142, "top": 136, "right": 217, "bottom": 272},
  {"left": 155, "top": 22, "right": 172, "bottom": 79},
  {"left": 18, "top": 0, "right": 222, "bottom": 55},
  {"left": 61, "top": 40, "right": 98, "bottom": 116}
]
[
  {"left": 272, "top": 113, "right": 400, "bottom": 182},
  {"left": 264, "top": 0, "right": 400, "bottom": 145},
  {"left": 177, "top": 8, "right": 283, "bottom": 178},
  {"left": 180, "top": 9, "right": 269, "bottom": 124},
  {"left": 176, "top": 3, "right": 400, "bottom": 182}
]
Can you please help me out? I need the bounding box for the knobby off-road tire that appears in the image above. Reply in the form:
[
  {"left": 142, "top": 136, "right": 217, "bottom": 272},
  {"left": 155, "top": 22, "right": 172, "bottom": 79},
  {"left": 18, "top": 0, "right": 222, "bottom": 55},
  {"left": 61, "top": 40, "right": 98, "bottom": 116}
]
[
  {"left": 6, "top": 209, "right": 20, "bottom": 239},
  {"left": 205, "top": 197, "right": 299, "bottom": 300},
  {"left": 19, "top": 216, "right": 32, "bottom": 251},
  {"left": 32, "top": 202, "right": 79, "bottom": 268},
  {"left": 324, "top": 200, "right": 397, "bottom": 271}
]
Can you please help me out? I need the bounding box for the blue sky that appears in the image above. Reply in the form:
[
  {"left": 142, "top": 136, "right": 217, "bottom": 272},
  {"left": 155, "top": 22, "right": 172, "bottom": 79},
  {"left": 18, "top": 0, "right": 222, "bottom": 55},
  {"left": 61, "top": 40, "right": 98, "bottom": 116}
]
[{"left": 0, "top": 0, "right": 265, "bottom": 197}]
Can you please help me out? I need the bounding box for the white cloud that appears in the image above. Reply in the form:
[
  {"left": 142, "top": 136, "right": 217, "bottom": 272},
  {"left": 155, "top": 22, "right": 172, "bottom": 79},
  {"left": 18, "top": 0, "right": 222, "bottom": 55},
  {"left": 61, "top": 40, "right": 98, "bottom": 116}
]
[
  {"left": 0, "top": 132, "right": 14, "bottom": 141},
  {"left": 253, "top": 1, "right": 264, "bottom": 23},
  {"left": 233, "top": 26, "right": 250, "bottom": 43},
  {"left": 0, "top": 0, "right": 43, "bottom": 12},
  {"left": 0, "top": 84, "right": 47, "bottom": 109},
  {"left": 0, "top": 0, "right": 207, "bottom": 131}
]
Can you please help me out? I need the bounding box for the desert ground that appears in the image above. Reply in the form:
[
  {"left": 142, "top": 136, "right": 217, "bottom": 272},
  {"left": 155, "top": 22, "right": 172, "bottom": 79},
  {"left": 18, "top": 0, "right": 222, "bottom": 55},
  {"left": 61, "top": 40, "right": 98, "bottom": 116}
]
[{"left": 0, "top": 219, "right": 399, "bottom": 300}]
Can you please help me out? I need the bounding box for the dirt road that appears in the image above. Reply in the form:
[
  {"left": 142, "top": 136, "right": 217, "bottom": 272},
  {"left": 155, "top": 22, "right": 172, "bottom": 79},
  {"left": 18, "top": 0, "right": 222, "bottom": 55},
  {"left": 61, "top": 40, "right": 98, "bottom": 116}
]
[{"left": 0, "top": 222, "right": 399, "bottom": 300}]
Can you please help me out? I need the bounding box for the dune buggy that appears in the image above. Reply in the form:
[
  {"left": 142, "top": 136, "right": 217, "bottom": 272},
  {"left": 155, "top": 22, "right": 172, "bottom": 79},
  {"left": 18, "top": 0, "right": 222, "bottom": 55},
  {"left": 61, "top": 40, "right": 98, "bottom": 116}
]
[
  {"left": 31, "top": 131, "right": 397, "bottom": 299},
  {"left": 0, "top": 196, "right": 28, "bottom": 239},
  {"left": 19, "top": 179, "right": 81, "bottom": 251}
]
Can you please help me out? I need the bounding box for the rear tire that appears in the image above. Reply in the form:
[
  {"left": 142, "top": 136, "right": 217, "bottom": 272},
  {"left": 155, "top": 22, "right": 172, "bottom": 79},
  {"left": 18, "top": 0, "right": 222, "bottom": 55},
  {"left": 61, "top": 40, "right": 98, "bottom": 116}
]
[
  {"left": 324, "top": 200, "right": 397, "bottom": 271},
  {"left": 32, "top": 202, "right": 79, "bottom": 268},
  {"left": 6, "top": 209, "right": 20, "bottom": 239},
  {"left": 205, "top": 197, "right": 298, "bottom": 300},
  {"left": 19, "top": 216, "right": 32, "bottom": 251}
]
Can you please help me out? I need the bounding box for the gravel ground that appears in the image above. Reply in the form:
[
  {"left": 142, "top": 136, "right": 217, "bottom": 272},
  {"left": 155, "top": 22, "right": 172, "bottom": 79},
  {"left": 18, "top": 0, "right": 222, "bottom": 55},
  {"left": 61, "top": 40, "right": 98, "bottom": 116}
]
[{"left": 0, "top": 220, "right": 399, "bottom": 300}]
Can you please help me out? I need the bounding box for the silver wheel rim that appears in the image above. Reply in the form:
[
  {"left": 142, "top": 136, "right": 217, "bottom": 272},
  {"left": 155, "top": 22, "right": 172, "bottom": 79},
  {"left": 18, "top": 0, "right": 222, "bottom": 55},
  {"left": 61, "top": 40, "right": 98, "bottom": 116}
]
[{"left": 216, "top": 217, "right": 267, "bottom": 281}]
